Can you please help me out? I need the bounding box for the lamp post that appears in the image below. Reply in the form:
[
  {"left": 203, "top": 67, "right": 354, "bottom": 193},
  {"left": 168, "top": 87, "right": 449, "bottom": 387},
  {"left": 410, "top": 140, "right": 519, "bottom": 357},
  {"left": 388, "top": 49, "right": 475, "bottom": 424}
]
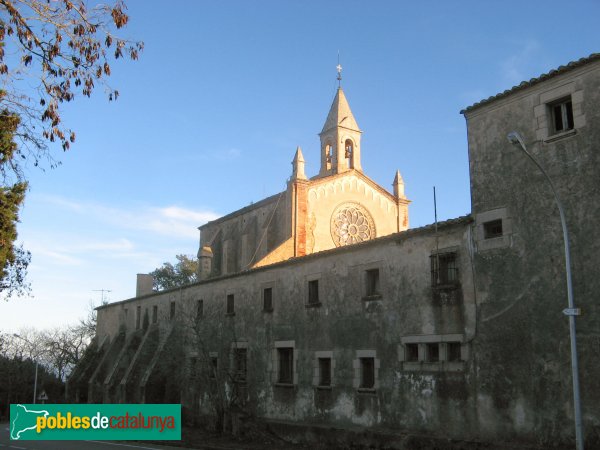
[
  {"left": 507, "top": 131, "right": 584, "bottom": 450},
  {"left": 13, "top": 333, "right": 39, "bottom": 404}
]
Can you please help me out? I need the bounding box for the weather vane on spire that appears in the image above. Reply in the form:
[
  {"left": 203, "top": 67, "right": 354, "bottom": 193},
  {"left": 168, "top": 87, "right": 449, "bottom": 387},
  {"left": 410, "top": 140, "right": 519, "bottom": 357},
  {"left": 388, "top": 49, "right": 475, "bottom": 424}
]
[{"left": 336, "top": 52, "right": 342, "bottom": 87}]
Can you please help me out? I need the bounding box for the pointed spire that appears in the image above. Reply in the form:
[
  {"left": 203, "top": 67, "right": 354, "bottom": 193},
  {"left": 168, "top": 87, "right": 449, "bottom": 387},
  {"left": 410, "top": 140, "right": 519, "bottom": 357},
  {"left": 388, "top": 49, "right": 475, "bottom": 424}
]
[
  {"left": 393, "top": 170, "right": 405, "bottom": 198},
  {"left": 320, "top": 88, "right": 360, "bottom": 135},
  {"left": 291, "top": 146, "right": 307, "bottom": 180}
]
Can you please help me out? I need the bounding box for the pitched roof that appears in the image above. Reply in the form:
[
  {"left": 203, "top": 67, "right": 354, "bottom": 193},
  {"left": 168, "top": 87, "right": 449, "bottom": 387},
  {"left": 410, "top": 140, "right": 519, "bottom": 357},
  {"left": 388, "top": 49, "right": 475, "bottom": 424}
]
[
  {"left": 461, "top": 53, "right": 600, "bottom": 114},
  {"left": 320, "top": 87, "right": 361, "bottom": 134}
]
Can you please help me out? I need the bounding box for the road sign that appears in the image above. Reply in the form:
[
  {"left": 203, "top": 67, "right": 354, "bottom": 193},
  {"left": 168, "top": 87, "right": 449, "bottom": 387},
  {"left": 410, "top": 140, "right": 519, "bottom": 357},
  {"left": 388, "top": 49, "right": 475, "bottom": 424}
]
[{"left": 562, "top": 308, "right": 581, "bottom": 316}]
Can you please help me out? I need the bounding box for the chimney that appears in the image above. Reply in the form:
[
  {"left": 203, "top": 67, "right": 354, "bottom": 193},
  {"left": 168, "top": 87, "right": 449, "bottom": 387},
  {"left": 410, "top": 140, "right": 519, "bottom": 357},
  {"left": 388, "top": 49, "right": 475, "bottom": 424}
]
[{"left": 136, "top": 274, "right": 154, "bottom": 297}]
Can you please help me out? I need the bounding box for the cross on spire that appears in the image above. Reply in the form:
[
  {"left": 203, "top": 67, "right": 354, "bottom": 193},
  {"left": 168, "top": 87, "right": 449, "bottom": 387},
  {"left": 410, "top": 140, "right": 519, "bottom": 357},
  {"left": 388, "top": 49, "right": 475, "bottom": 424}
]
[{"left": 336, "top": 52, "right": 342, "bottom": 87}]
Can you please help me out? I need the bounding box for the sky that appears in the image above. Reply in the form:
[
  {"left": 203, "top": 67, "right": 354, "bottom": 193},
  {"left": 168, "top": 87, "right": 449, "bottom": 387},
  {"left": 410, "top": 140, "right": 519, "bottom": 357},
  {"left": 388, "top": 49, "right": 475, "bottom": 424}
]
[{"left": 2, "top": 0, "right": 599, "bottom": 332}]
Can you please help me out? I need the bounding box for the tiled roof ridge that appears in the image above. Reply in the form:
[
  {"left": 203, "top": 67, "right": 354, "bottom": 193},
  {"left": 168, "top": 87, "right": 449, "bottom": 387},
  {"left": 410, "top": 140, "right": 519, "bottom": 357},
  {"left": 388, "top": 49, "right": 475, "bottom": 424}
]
[{"left": 461, "top": 53, "right": 600, "bottom": 114}]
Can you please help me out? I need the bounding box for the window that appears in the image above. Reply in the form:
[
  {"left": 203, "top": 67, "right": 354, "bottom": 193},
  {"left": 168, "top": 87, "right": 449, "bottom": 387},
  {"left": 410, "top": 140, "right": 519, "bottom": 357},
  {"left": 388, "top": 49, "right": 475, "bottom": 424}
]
[
  {"left": 360, "top": 357, "right": 375, "bottom": 389},
  {"left": 325, "top": 144, "right": 333, "bottom": 170},
  {"left": 226, "top": 294, "right": 235, "bottom": 315},
  {"left": 277, "top": 347, "right": 294, "bottom": 384},
  {"left": 152, "top": 305, "right": 158, "bottom": 324},
  {"left": 307, "top": 279, "right": 320, "bottom": 306},
  {"left": 136, "top": 306, "right": 141, "bottom": 329},
  {"left": 344, "top": 139, "right": 354, "bottom": 169},
  {"left": 483, "top": 219, "right": 503, "bottom": 239},
  {"left": 476, "top": 208, "right": 511, "bottom": 251},
  {"left": 209, "top": 355, "right": 218, "bottom": 379},
  {"left": 365, "top": 268, "right": 380, "bottom": 298},
  {"left": 535, "top": 85, "right": 584, "bottom": 142},
  {"left": 263, "top": 287, "right": 273, "bottom": 311},
  {"left": 197, "top": 299, "right": 203, "bottom": 320},
  {"left": 234, "top": 348, "right": 247, "bottom": 382},
  {"left": 426, "top": 343, "right": 439, "bottom": 362},
  {"left": 169, "top": 301, "right": 176, "bottom": 320},
  {"left": 551, "top": 97, "right": 574, "bottom": 133},
  {"left": 405, "top": 343, "right": 419, "bottom": 362},
  {"left": 447, "top": 342, "right": 462, "bottom": 362},
  {"left": 431, "top": 252, "right": 458, "bottom": 286},
  {"left": 318, "top": 357, "right": 332, "bottom": 387},
  {"left": 401, "top": 335, "right": 466, "bottom": 372}
]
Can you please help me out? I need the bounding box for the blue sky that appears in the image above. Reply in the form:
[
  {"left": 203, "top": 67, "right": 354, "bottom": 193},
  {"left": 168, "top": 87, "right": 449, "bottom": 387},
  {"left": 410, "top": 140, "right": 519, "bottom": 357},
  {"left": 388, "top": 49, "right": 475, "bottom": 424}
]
[{"left": 2, "top": 0, "right": 599, "bottom": 331}]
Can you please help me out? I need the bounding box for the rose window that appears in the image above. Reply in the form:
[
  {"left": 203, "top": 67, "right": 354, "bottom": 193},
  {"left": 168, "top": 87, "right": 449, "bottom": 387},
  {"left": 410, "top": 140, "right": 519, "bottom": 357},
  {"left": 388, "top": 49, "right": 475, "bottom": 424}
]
[{"left": 330, "top": 203, "right": 375, "bottom": 247}]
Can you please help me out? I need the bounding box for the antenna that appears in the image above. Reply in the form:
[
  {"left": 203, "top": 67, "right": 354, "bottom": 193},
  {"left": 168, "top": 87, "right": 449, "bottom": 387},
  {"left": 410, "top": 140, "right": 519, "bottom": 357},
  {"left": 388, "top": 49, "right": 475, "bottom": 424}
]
[
  {"left": 434, "top": 186, "right": 440, "bottom": 285},
  {"left": 93, "top": 288, "right": 112, "bottom": 304},
  {"left": 336, "top": 51, "right": 342, "bottom": 87}
]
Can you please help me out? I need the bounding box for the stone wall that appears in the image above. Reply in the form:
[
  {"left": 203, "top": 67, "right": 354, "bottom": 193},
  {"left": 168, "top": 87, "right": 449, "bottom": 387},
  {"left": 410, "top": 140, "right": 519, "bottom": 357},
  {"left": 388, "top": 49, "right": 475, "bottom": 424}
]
[
  {"left": 94, "top": 218, "right": 479, "bottom": 438},
  {"left": 464, "top": 58, "right": 600, "bottom": 443}
]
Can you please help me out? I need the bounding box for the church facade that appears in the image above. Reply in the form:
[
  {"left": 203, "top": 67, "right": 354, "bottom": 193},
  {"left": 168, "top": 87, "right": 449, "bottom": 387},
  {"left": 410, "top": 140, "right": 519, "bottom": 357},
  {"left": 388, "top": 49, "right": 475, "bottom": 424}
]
[
  {"left": 196, "top": 86, "right": 409, "bottom": 277},
  {"left": 69, "top": 54, "right": 600, "bottom": 448}
]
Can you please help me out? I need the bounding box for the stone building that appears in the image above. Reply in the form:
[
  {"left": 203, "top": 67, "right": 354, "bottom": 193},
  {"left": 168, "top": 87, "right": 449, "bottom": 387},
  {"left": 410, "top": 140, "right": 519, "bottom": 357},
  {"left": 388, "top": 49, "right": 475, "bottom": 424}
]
[{"left": 69, "top": 54, "right": 600, "bottom": 447}]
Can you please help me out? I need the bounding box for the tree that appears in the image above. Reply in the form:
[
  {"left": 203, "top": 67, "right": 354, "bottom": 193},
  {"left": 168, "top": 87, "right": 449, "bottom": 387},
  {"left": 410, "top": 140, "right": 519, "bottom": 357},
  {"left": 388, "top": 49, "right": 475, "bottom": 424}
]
[
  {"left": 0, "top": 330, "right": 64, "bottom": 410},
  {"left": 150, "top": 254, "right": 199, "bottom": 291},
  {"left": 0, "top": 0, "right": 143, "bottom": 297},
  {"left": 42, "top": 324, "right": 91, "bottom": 381},
  {"left": 0, "top": 0, "right": 143, "bottom": 158},
  {"left": 0, "top": 107, "right": 30, "bottom": 300}
]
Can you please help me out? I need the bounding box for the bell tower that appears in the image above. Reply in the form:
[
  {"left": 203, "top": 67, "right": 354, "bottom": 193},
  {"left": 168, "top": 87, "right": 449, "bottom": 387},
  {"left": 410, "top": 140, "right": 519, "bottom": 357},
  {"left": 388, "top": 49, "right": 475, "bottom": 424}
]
[{"left": 318, "top": 86, "right": 362, "bottom": 177}]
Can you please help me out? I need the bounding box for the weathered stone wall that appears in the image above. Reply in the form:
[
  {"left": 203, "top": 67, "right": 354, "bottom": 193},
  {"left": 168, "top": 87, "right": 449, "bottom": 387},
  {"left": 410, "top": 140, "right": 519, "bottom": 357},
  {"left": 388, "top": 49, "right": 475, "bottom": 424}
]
[
  {"left": 464, "top": 59, "right": 600, "bottom": 443},
  {"left": 95, "top": 219, "right": 477, "bottom": 437},
  {"left": 199, "top": 190, "right": 292, "bottom": 276}
]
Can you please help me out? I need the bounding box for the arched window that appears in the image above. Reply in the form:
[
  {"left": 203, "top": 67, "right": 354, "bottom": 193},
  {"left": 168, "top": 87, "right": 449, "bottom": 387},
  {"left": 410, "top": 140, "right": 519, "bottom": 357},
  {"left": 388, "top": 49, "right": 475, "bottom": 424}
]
[
  {"left": 345, "top": 139, "right": 354, "bottom": 169},
  {"left": 325, "top": 144, "right": 333, "bottom": 170}
]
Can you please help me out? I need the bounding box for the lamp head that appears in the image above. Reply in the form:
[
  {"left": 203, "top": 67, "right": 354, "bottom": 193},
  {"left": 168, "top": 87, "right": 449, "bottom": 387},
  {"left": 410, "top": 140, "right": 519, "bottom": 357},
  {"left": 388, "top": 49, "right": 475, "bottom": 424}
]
[{"left": 507, "top": 131, "right": 526, "bottom": 150}]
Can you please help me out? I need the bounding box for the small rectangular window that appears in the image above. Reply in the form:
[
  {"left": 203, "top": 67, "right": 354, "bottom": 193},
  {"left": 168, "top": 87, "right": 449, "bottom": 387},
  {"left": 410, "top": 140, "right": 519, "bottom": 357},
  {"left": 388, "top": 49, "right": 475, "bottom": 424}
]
[
  {"left": 483, "top": 219, "right": 503, "bottom": 239},
  {"left": 365, "top": 268, "right": 380, "bottom": 297},
  {"left": 210, "top": 356, "right": 218, "bottom": 379},
  {"left": 152, "top": 305, "right": 158, "bottom": 324},
  {"left": 447, "top": 342, "right": 462, "bottom": 362},
  {"left": 277, "top": 348, "right": 294, "bottom": 384},
  {"left": 405, "top": 343, "right": 419, "bottom": 362},
  {"left": 197, "top": 299, "right": 203, "bottom": 320},
  {"left": 234, "top": 348, "right": 246, "bottom": 382},
  {"left": 169, "top": 301, "right": 176, "bottom": 320},
  {"left": 136, "top": 306, "right": 141, "bottom": 329},
  {"left": 308, "top": 280, "right": 319, "bottom": 305},
  {"left": 431, "top": 252, "right": 458, "bottom": 286},
  {"left": 426, "top": 343, "right": 439, "bottom": 362},
  {"left": 263, "top": 287, "right": 273, "bottom": 311},
  {"left": 226, "top": 294, "right": 235, "bottom": 315},
  {"left": 318, "top": 358, "right": 332, "bottom": 387},
  {"left": 551, "top": 98, "right": 574, "bottom": 133},
  {"left": 360, "top": 357, "right": 375, "bottom": 389}
]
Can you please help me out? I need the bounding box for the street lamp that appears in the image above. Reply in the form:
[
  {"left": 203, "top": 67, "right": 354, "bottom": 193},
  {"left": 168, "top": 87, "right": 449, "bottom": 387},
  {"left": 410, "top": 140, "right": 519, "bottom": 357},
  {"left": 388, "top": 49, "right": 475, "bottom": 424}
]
[
  {"left": 507, "top": 131, "right": 584, "bottom": 450},
  {"left": 13, "top": 333, "right": 39, "bottom": 404}
]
